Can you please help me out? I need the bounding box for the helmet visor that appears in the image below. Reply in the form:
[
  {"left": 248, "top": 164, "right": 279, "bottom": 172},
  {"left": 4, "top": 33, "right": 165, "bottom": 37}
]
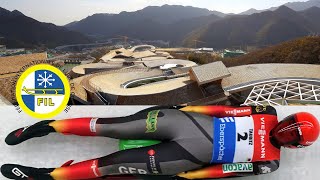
[{"left": 272, "top": 115, "right": 301, "bottom": 147}]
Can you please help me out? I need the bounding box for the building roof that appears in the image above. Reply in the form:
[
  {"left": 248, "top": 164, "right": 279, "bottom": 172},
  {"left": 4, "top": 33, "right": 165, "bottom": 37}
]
[
  {"left": 129, "top": 45, "right": 155, "bottom": 52},
  {"left": 242, "top": 80, "right": 320, "bottom": 106},
  {"left": 100, "top": 48, "right": 134, "bottom": 62},
  {"left": 72, "top": 59, "right": 197, "bottom": 76},
  {"left": 100, "top": 51, "right": 117, "bottom": 62},
  {"left": 143, "top": 59, "right": 197, "bottom": 68},
  {"left": 72, "top": 62, "right": 124, "bottom": 75},
  {"left": 0, "top": 52, "right": 47, "bottom": 75},
  {"left": 222, "top": 64, "right": 320, "bottom": 92},
  {"left": 190, "top": 61, "right": 231, "bottom": 85},
  {"left": 100, "top": 45, "right": 174, "bottom": 62},
  {"left": 155, "top": 51, "right": 171, "bottom": 57},
  {"left": 132, "top": 51, "right": 157, "bottom": 59},
  {"left": 140, "top": 57, "right": 169, "bottom": 61},
  {"left": 70, "top": 76, "right": 88, "bottom": 102},
  {"left": 86, "top": 69, "right": 194, "bottom": 96}
]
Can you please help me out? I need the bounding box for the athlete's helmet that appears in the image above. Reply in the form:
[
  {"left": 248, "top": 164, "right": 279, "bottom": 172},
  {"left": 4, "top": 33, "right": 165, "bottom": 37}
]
[{"left": 271, "top": 112, "right": 320, "bottom": 148}]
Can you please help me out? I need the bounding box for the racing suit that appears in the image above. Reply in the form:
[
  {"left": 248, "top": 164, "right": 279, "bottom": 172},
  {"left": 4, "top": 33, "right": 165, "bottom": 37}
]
[{"left": 2, "top": 106, "right": 281, "bottom": 180}]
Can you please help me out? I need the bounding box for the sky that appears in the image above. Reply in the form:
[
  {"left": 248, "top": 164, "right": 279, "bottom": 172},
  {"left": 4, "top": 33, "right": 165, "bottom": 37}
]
[{"left": 0, "top": 0, "right": 309, "bottom": 25}]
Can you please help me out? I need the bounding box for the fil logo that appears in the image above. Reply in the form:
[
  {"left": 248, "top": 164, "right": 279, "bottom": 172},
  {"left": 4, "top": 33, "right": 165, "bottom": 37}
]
[
  {"left": 219, "top": 117, "right": 235, "bottom": 123},
  {"left": 16, "top": 64, "right": 70, "bottom": 119},
  {"left": 91, "top": 160, "right": 99, "bottom": 177},
  {"left": 12, "top": 168, "right": 28, "bottom": 178}
]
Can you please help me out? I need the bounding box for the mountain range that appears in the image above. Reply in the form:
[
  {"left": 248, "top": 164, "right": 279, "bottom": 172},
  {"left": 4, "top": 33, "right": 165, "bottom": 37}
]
[
  {"left": 183, "top": 6, "right": 320, "bottom": 48},
  {"left": 66, "top": 1, "right": 320, "bottom": 48},
  {"left": 1, "top": 0, "right": 320, "bottom": 48},
  {"left": 65, "top": 5, "right": 223, "bottom": 44},
  {"left": 0, "top": 7, "right": 91, "bottom": 48},
  {"left": 240, "top": 0, "right": 320, "bottom": 15}
]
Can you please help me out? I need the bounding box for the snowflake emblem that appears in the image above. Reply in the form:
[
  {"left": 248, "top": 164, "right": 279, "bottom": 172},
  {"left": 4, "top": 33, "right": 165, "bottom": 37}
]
[{"left": 37, "top": 71, "right": 55, "bottom": 88}]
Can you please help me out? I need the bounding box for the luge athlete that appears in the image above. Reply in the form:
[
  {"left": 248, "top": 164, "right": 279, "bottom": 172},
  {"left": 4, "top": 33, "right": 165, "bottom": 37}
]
[{"left": 1, "top": 106, "right": 319, "bottom": 180}]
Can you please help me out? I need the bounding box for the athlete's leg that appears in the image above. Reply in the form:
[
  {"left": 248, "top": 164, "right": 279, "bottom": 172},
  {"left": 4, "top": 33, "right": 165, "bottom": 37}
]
[
  {"left": 5, "top": 109, "right": 200, "bottom": 145},
  {"left": 1, "top": 139, "right": 210, "bottom": 180},
  {"left": 3, "top": 106, "right": 214, "bottom": 179}
]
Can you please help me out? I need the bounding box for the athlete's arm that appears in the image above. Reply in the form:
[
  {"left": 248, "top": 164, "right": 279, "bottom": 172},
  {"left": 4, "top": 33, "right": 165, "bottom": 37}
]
[
  {"left": 179, "top": 106, "right": 276, "bottom": 117},
  {"left": 177, "top": 160, "right": 280, "bottom": 179}
]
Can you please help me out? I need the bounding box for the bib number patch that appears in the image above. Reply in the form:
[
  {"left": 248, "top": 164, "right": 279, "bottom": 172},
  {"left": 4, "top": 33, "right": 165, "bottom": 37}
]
[{"left": 212, "top": 116, "right": 254, "bottom": 163}]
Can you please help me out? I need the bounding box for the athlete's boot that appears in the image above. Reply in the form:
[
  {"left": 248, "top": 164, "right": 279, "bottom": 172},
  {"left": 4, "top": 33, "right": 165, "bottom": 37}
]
[
  {"left": 5, "top": 120, "right": 56, "bottom": 145},
  {"left": 1, "top": 164, "right": 54, "bottom": 180},
  {"left": 1, "top": 163, "right": 179, "bottom": 180}
]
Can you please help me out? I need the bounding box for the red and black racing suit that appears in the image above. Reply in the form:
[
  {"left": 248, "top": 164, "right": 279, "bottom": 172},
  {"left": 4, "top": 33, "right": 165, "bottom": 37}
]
[{"left": 3, "top": 106, "right": 281, "bottom": 180}]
